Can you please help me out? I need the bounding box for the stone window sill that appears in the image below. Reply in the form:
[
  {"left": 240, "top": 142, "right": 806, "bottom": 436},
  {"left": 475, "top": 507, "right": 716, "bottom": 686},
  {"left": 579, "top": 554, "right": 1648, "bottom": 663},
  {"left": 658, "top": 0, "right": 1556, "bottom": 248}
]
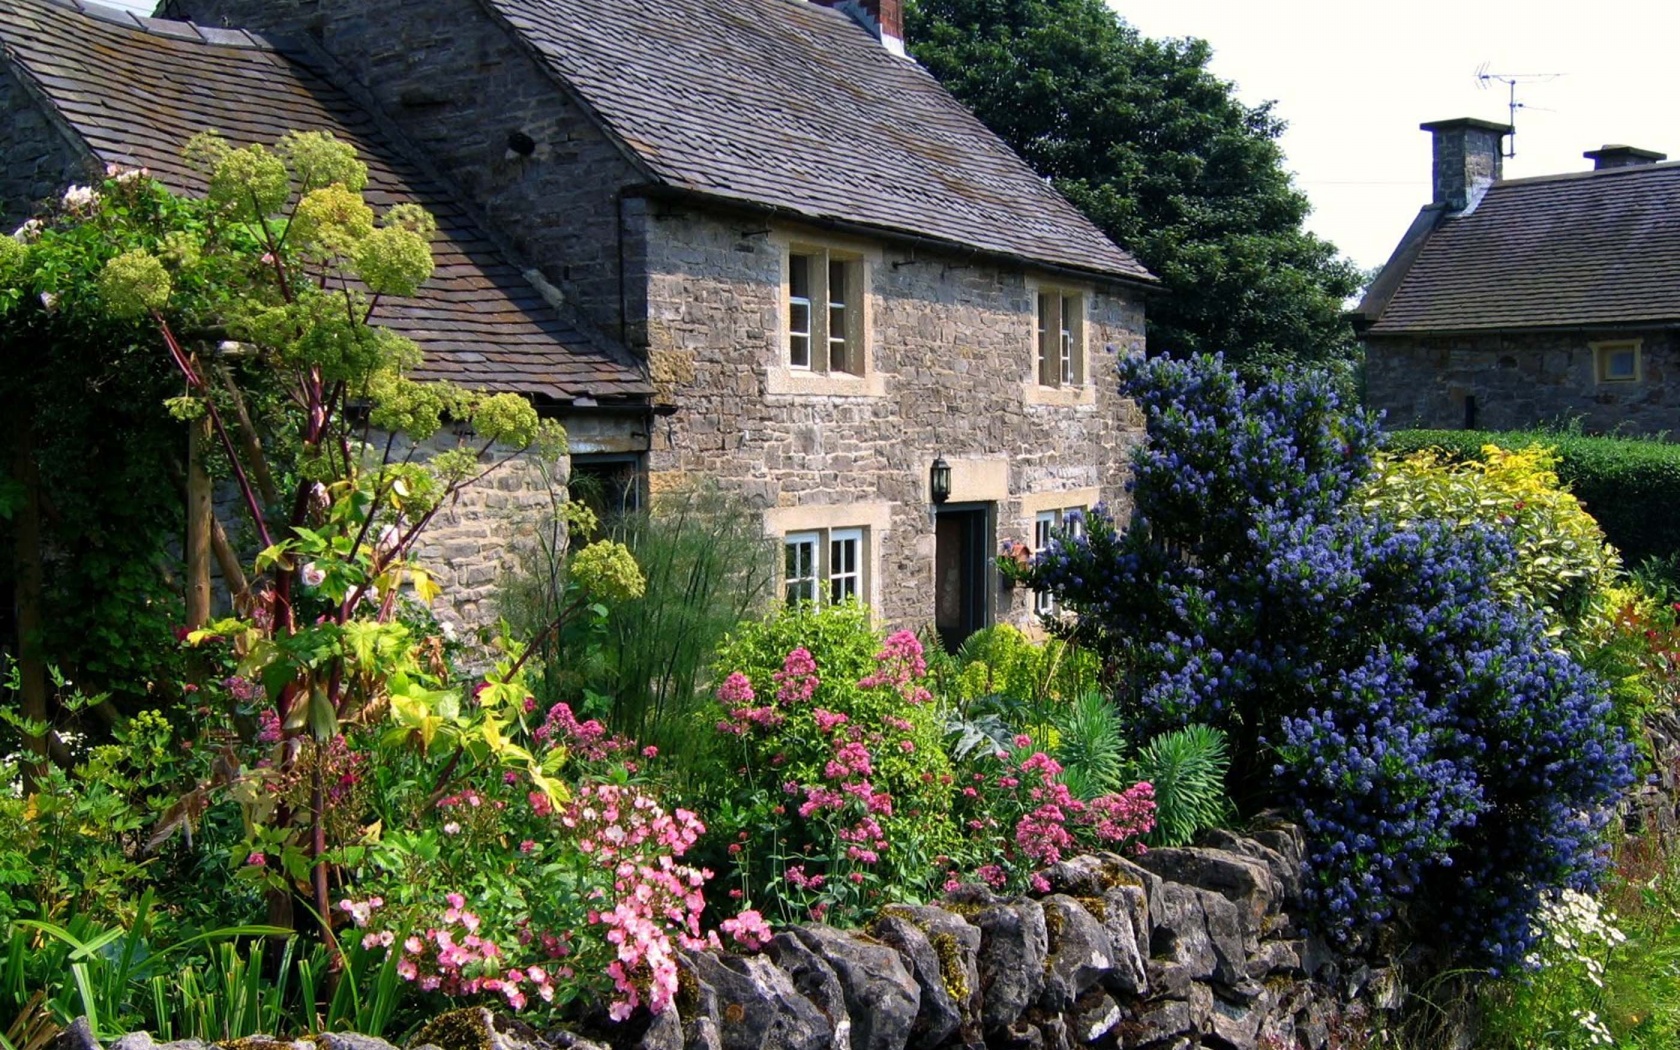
[
  {"left": 767, "top": 366, "right": 886, "bottom": 398},
  {"left": 1023, "top": 381, "right": 1096, "bottom": 407}
]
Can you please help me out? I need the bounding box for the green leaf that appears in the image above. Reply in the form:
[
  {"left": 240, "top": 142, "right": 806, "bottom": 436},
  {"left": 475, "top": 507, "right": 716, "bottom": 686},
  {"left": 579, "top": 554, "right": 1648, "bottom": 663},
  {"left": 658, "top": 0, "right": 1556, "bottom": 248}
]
[{"left": 307, "top": 687, "right": 337, "bottom": 741}]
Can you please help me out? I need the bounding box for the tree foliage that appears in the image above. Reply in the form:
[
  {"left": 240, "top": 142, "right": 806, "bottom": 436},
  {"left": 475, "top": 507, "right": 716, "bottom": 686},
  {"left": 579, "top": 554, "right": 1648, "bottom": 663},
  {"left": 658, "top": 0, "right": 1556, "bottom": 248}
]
[{"left": 906, "top": 0, "right": 1362, "bottom": 370}]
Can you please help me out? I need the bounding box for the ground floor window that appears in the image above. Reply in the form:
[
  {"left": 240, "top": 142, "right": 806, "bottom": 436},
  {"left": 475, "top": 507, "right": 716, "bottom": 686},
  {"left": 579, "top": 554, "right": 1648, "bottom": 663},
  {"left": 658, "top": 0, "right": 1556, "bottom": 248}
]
[
  {"left": 783, "top": 526, "right": 867, "bottom": 606},
  {"left": 1592, "top": 339, "right": 1642, "bottom": 383},
  {"left": 1033, "top": 507, "right": 1085, "bottom": 614}
]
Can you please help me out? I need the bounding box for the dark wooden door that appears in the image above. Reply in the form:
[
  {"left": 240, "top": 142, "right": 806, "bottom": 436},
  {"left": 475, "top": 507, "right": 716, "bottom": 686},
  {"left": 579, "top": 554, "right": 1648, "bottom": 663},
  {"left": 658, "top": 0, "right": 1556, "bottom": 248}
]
[{"left": 935, "top": 504, "right": 992, "bottom": 653}]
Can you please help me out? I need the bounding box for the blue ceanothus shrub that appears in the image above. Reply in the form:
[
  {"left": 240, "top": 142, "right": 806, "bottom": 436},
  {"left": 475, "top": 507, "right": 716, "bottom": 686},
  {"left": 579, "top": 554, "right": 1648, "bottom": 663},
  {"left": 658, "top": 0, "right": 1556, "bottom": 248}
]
[{"left": 1033, "top": 354, "right": 1634, "bottom": 967}]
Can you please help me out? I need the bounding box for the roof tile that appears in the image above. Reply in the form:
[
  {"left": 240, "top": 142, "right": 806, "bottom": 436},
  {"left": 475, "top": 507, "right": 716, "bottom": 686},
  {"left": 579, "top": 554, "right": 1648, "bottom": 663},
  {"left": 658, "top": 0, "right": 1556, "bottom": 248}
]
[
  {"left": 1367, "top": 163, "right": 1680, "bottom": 334},
  {"left": 0, "top": 0, "right": 650, "bottom": 401},
  {"left": 487, "top": 0, "right": 1151, "bottom": 282}
]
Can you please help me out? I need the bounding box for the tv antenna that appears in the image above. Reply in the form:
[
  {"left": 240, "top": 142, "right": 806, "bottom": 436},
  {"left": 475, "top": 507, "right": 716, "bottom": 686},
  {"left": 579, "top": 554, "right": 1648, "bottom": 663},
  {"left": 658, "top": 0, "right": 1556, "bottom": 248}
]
[{"left": 1476, "top": 64, "right": 1562, "bottom": 158}]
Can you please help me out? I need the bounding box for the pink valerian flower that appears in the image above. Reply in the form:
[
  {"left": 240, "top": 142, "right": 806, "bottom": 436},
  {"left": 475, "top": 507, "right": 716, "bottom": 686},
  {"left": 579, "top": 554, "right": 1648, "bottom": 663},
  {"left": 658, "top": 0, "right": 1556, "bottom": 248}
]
[
  {"left": 720, "top": 909, "right": 774, "bottom": 951},
  {"left": 1082, "top": 782, "right": 1156, "bottom": 845},
  {"left": 773, "top": 648, "right": 820, "bottom": 705},
  {"left": 784, "top": 864, "right": 827, "bottom": 890},
  {"left": 363, "top": 896, "right": 560, "bottom": 1011},
  {"left": 824, "top": 741, "right": 873, "bottom": 780},
  {"left": 224, "top": 675, "right": 262, "bottom": 703},
  {"left": 812, "top": 709, "right": 849, "bottom": 734},
  {"left": 856, "top": 630, "right": 927, "bottom": 693},
  {"left": 533, "top": 702, "right": 630, "bottom": 761},
  {"left": 716, "top": 671, "right": 757, "bottom": 705},
  {"left": 256, "top": 707, "right": 283, "bottom": 744},
  {"left": 798, "top": 785, "right": 845, "bottom": 819},
  {"left": 720, "top": 703, "right": 786, "bottom": 735},
  {"left": 1029, "top": 873, "right": 1052, "bottom": 895}
]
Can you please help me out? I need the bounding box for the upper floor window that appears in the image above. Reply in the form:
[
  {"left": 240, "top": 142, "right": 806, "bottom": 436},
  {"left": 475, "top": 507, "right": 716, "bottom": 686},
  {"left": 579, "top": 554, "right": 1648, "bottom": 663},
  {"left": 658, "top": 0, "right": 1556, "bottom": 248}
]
[
  {"left": 1033, "top": 507, "right": 1085, "bottom": 614},
  {"left": 1593, "top": 339, "right": 1642, "bottom": 383},
  {"left": 1035, "top": 289, "right": 1085, "bottom": 387},
  {"left": 788, "top": 248, "right": 863, "bottom": 375}
]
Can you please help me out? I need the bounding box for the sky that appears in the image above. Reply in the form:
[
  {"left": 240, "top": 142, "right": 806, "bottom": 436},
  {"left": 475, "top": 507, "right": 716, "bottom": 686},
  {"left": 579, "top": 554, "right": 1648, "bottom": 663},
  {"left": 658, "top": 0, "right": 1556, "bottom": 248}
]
[
  {"left": 102, "top": 0, "right": 1679, "bottom": 272},
  {"left": 1115, "top": 0, "right": 1680, "bottom": 271}
]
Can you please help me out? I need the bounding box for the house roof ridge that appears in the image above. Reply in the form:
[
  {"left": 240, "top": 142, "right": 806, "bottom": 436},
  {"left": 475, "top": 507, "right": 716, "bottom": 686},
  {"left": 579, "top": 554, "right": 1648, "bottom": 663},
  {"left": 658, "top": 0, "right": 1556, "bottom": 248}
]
[
  {"left": 49, "top": 0, "right": 270, "bottom": 49},
  {"left": 1488, "top": 159, "right": 1680, "bottom": 191}
]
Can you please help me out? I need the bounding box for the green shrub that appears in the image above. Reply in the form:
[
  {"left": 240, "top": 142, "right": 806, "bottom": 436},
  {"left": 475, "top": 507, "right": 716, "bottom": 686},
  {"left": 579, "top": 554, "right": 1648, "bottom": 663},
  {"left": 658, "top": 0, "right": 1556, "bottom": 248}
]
[
  {"left": 1127, "top": 724, "right": 1230, "bottom": 847},
  {"left": 1361, "top": 444, "right": 1622, "bottom": 645},
  {"left": 1051, "top": 691, "right": 1128, "bottom": 800},
  {"left": 503, "top": 480, "right": 775, "bottom": 761},
  {"left": 1387, "top": 429, "right": 1680, "bottom": 571},
  {"left": 701, "top": 603, "right": 958, "bottom": 923}
]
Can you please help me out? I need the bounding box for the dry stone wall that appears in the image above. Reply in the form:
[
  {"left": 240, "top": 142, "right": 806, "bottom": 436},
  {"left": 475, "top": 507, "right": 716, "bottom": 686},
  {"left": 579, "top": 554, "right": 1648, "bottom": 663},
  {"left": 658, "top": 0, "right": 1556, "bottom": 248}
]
[{"left": 600, "top": 826, "right": 1391, "bottom": 1050}]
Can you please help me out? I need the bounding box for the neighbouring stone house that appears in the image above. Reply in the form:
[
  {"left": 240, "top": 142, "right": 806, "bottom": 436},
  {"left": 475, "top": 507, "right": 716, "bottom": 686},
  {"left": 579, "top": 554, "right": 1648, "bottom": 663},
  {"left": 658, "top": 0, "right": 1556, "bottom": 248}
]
[
  {"left": 1, "top": 0, "right": 1154, "bottom": 645},
  {"left": 1355, "top": 117, "right": 1680, "bottom": 435}
]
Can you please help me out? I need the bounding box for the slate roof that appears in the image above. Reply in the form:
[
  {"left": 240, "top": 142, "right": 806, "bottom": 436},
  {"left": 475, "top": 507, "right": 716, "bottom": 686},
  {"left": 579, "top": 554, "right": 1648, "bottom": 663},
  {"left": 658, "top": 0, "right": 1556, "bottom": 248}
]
[
  {"left": 486, "top": 0, "right": 1153, "bottom": 284},
  {"left": 0, "top": 0, "right": 650, "bottom": 402},
  {"left": 1361, "top": 162, "right": 1680, "bottom": 335}
]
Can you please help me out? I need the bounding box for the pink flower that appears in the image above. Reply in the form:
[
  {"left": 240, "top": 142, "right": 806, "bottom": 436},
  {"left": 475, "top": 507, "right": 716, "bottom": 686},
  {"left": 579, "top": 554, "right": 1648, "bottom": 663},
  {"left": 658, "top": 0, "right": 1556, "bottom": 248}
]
[
  {"left": 720, "top": 909, "right": 774, "bottom": 951},
  {"left": 773, "top": 649, "right": 820, "bottom": 705},
  {"left": 716, "top": 671, "right": 757, "bottom": 705}
]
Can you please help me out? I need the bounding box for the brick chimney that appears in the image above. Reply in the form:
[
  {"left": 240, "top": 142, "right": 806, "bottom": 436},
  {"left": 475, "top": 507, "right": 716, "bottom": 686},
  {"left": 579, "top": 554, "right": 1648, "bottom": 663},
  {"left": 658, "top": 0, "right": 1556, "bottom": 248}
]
[
  {"left": 1583, "top": 145, "right": 1668, "bottom": 170},
  {"left": 1421, "top": 118, "right": 1511, "bottom": 213},
  {"left": 811, "top": 0, "right": 905, "bottom": 56}
]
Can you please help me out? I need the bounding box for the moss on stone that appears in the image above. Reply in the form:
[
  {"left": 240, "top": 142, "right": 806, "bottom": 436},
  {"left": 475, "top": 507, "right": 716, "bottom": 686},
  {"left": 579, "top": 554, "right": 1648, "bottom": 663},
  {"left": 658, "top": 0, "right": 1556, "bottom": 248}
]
[{"left": 408, "top": 1008, "right": 493, "bottom": 1050}]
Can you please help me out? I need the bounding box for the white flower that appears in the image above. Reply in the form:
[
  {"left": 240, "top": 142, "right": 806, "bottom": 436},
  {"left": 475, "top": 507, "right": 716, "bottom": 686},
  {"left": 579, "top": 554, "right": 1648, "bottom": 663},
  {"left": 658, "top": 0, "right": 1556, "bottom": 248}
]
[
  {"left": 12, "top": 218, "right": 43, "bottom": 243},
  {"left": 104, "top": 162, "right": 148, "bottom": 186},
  {"left": 443, "top": 821, "right": 462, "bottom": 835},
  {"left": 439, "top": 620, "right": 457, "bottom": 641},
  {"left": 38, "top": 291, "right": 57, "bottom": 312},
  {"left": 61, "top": 185, "right": 98, "bottom": 213},
  {"left": 301, "top": 561, "right": 326, "bottom": 588}
]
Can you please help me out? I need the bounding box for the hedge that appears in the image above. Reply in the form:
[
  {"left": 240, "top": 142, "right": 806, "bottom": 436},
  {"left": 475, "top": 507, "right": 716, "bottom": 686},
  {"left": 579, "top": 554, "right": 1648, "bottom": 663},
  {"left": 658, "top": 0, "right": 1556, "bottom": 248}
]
[{"left": 1386, "top": 430, "right": 1680, "bottom": 569}]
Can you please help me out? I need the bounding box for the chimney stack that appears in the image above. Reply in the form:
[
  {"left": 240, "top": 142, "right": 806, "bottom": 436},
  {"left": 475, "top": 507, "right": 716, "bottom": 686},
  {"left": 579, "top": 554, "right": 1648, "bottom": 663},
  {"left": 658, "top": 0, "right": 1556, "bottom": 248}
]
[
  {"left": 1583, "top": 145, "right": 1667, "bottom": 170},
  {"left": 811, "top": 0, "right": 905, "bottom": 55},
  {"left": 1421, "top": 118, "right": 1511, "bottom": 213}
]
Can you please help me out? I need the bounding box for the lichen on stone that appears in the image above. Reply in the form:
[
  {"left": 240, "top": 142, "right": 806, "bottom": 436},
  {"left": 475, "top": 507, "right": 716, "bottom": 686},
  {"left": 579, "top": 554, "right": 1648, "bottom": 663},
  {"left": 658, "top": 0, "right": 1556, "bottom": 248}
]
[{"left": 930, "top": 931, "right": 969, "bottom": 1005}]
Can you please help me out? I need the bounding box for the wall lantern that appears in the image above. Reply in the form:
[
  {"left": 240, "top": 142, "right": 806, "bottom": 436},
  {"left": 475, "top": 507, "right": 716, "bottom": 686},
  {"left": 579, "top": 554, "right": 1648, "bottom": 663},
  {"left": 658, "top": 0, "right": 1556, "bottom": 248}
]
[{"left": 930, "top": 455, "right": 952, "bottom": 505}]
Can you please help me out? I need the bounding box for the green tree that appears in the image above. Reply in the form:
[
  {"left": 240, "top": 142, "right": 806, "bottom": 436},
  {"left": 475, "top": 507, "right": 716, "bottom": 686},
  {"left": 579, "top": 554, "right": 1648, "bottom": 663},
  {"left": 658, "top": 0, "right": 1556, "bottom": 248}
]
[{"left": 906, "top": 0, "right": 1361, "bottom": 371}]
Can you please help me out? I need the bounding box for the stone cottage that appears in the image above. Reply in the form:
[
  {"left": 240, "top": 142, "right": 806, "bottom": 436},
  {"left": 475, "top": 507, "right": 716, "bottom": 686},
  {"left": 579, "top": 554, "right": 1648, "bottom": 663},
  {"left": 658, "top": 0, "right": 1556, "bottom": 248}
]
[
  {"left": 1355, "top": 117, "right": 1680, "bottom": 435},
  {"left": 1, "top": 0, "right": 1154, "bottom": 645}
]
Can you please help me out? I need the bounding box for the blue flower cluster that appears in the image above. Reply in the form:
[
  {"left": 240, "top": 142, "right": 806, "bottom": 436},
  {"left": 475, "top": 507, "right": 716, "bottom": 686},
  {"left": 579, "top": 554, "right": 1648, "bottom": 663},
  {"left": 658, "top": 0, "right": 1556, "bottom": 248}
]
[{"left": 1032, "top": 354, "right": 1635, "bottom": 966}]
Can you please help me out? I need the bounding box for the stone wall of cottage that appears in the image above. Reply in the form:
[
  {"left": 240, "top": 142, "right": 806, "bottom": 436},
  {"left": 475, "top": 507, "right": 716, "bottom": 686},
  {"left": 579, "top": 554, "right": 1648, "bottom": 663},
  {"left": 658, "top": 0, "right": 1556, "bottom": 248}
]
[
  {"left": 405, "top": 434, "right": 567, "bottom": 632},
  {"left": 1366, "top": 330, "right": 1680, "bottom": 434},
  {"left": 173, "top": 0, "right": 646, "bottom": 346},
  {"left": 0, "top": 62, "right": 93, "bottom": 227},
  {"left": 634, "top": 202, "right": 1148, "bottom": 632}
]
